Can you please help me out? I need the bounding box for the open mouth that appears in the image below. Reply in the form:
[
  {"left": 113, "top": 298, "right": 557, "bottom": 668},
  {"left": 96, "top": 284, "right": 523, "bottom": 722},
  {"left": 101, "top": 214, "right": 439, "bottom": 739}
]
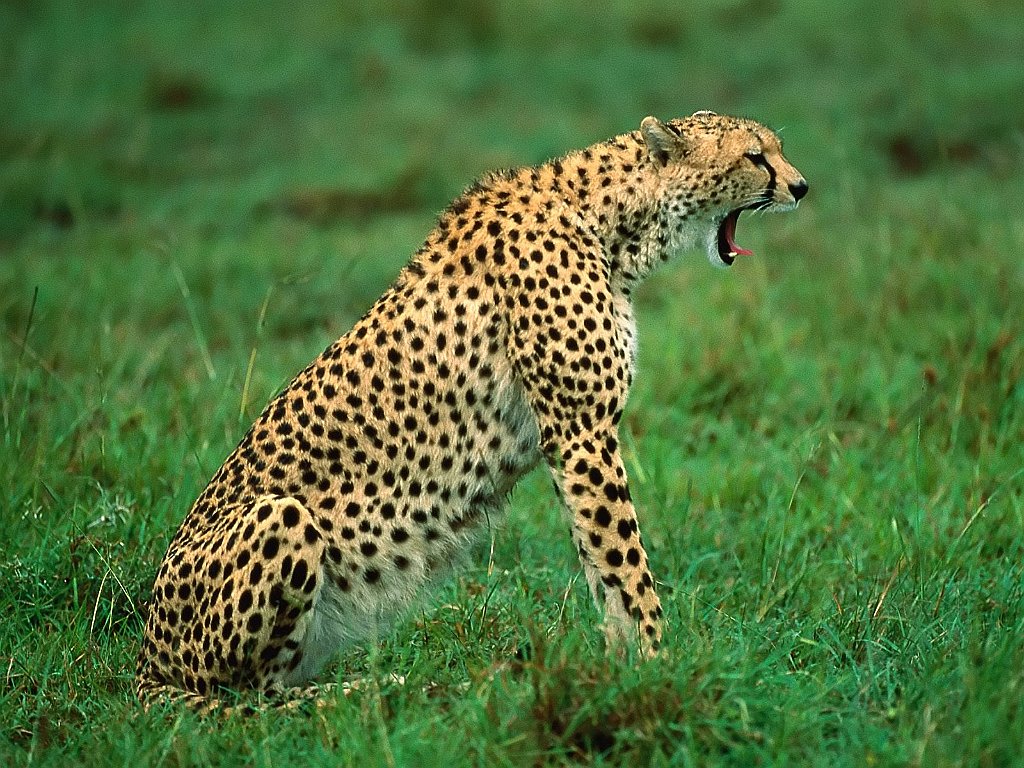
[{"left": 715, "top": 208, "right": 754, "bottom": 267}]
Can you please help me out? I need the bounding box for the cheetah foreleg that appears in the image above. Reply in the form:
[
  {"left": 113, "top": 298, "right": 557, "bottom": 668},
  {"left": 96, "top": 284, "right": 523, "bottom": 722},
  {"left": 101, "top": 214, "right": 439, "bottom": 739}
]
[{"left": 551, "top": 433, "right": 663, "bottom": 656}]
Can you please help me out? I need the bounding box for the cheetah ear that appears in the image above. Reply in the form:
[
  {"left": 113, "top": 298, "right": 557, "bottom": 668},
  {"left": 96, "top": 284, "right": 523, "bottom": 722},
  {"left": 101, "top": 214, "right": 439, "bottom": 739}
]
[{"left": 640, "top": 116, "right": 681, "bottom": 167}]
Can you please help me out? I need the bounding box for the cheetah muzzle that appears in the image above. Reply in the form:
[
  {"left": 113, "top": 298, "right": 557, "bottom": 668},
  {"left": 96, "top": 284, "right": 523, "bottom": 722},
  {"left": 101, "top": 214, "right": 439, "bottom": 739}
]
[{"left": 136, "top": 110, "right": 807, "bottom": 706}]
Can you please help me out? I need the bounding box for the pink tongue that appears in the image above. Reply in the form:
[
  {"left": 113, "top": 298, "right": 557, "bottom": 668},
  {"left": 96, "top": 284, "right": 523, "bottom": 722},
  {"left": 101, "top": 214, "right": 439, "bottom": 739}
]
[{"left": 725, "top": 211, "right": 754, "bottom": 256}]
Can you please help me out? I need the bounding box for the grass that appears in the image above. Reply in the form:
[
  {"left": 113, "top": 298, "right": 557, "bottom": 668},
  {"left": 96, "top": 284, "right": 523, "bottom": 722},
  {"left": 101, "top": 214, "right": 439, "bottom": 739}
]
[{"left": 2, "top": 0, "right": 1023, "bottom": 764}]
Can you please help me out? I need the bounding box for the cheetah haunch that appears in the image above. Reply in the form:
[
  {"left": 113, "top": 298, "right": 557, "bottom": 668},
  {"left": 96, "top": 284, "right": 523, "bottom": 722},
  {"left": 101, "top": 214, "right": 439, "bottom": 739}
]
[{"left": 136, "top": 111, "right": 807, "bottom": 704}]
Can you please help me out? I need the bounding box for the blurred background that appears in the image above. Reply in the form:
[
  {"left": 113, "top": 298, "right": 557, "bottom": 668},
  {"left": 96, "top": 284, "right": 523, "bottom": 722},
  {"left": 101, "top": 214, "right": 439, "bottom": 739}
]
[
  {"left": 2, "top": 0, "right": 1022, "bottom": 494},
  {"left": 3, "top": 0, "right": 1024, "bottom": 600},
  {"left": 3, "top": 0, "right": 1022, "bottom": 239}
]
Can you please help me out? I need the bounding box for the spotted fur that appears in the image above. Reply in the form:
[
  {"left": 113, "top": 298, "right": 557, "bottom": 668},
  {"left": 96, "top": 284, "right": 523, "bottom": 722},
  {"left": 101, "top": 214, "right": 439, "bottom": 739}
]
[{"left": 136, "top": 111, "right": 807, "bottom": 704}]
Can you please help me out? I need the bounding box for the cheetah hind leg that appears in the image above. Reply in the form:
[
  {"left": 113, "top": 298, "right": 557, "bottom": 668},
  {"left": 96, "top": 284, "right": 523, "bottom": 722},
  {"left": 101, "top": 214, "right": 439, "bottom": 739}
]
[
  {"left": 196, "top": 496, "right": 410, "bottom": 699},
  {"left": 229, "top": 677, "right": 411, "bottom": 715},
  {"left": 221, "top": 494, "right": 339, "bottom": 689},
  {"left": 139, "top": 677, "right": 414, "bottom": 717},
  {"left": 136, "top": 494, "right": 347, "bottom": 713},
  {"left": 138, "top": 681, "right": 342, "bottom": 716}
]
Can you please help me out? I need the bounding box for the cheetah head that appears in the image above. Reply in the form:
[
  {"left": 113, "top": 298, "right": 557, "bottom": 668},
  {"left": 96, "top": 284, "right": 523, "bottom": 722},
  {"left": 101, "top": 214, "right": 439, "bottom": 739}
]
[{"left": 640, "top": 111, "right": 808, "bottom": 268}]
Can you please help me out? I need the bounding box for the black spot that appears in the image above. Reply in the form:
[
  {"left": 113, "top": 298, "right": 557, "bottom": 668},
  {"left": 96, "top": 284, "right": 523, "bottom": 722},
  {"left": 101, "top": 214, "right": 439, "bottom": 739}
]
[
  {"left": 248, "top": 562, "right": 264, "bottom": 585},
  {"left": 606, "top": 549, "right": 624, "bottom": 567},
  {"left": 290, "top": 559, "right": 309, "bottom": 590},
  {"left": 620, "top": 590, "right": 633, "bottom": 613},
  {"left": 282, "top": 505, "right": 301, "bottom": 528},
  {"left": 262, "top": 537, "right": 280, "bottom": 559}
]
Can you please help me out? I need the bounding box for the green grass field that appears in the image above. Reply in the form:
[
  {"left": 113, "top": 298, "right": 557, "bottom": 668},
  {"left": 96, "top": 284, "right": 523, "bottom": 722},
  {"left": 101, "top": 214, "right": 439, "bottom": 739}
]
[{"left": 2, "top": 0, "right": 1023, "bottom": 765}]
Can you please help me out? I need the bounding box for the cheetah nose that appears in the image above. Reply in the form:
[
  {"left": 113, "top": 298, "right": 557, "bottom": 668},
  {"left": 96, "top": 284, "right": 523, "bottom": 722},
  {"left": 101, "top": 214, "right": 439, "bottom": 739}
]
[{"left": 789, "top": 179, "right": 808, "bottom": 201}]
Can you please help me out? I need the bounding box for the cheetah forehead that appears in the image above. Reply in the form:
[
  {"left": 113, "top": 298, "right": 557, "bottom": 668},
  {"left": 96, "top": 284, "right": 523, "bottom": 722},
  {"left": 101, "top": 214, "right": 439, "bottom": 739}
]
[{"left": 667, "top": 113, "right": 783, "bottom": 158}]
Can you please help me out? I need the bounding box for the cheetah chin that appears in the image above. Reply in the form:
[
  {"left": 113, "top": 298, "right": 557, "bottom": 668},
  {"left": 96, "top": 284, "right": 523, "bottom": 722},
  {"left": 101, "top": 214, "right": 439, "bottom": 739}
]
[{"left": 708, "top": 208, "right": 754, "bottom": 268}]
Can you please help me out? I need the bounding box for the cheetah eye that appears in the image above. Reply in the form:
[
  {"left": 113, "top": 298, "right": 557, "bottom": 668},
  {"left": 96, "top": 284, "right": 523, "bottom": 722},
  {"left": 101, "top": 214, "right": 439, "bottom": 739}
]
[{"left": 744, "top": 151, "right": 766, "bottom": 165}]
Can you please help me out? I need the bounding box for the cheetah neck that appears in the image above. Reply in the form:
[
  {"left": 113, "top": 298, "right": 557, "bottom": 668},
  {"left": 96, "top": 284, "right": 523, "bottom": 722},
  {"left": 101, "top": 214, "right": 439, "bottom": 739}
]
[{"left": 526, "top": 133, "right": 697, "bottom": 290}]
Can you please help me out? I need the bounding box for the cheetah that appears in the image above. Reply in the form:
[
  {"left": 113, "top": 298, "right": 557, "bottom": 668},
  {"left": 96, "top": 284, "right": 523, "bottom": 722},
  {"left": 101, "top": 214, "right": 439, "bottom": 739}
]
[{"left": 136, "top": 111, "right": 807, "bottom": 705}]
